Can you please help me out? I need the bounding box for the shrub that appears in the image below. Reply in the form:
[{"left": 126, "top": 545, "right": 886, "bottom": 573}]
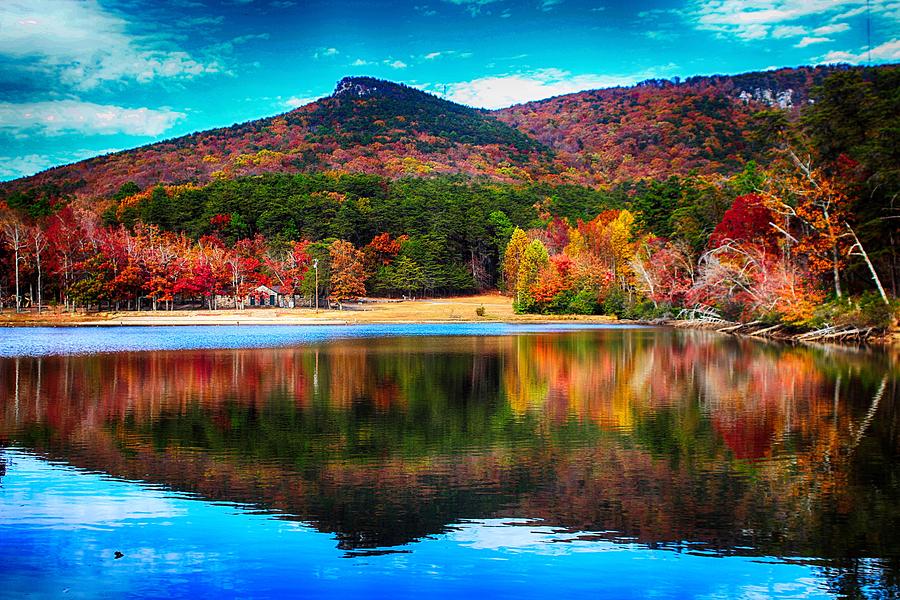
[
  {"left": 627, "top": 299, "right": 664, "bottom": 320},
  {"left": 568, "top": 288, "right": 599, "bottom": 315},
  {"left": 601, "top": 288, "right": 626, "bottom": 317},
  {"left": 545, "top": 289, "right": 575, "bottom": 314},
  {"left": 823, "top": 293, "right": 900, "bottom": 330},
  {"left": 475, "top": 305, "right": 486, "bottom": 317}
]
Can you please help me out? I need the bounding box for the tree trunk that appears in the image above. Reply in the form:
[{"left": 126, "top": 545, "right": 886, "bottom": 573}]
[
  {"left": 832, "top": 243, "right": 842, "bottom": 298},
  {"left": 889, "top": 229, "right": 898, "bottom": 297},
  {"left": 847, "top": 224, "right": 889, "bottom": 304},
  {"left": 36, "top": 251, "right": 42, "bottom": 314},
  {"left": 14, "top": 244, "right": 20, "bottom": 313}
]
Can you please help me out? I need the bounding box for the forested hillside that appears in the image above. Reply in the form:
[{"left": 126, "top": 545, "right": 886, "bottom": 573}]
[
  {"left": 1, "top": 64, "right": 898, "bottom": 333},
  {"left": 494, "top": 66, "right": 848, "bottom": 183}
]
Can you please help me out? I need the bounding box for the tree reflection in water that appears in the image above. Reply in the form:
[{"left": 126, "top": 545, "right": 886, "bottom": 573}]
[{"left": 1, "top": 329, "right": 898, "bottom": 595}]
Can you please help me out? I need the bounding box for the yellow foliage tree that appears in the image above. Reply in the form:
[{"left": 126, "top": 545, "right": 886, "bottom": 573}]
[
  {"left": 502, "top": 227, "right": 529, "bottom": 294},
  {"left": 516, "top": 239, "right": 549, "bottom": 310},
  {"left": 607, "top": 209, "right": 637, "bottom": 285},
  {"left": 563, "top": 228, "right": 587, "bottom": 258}
]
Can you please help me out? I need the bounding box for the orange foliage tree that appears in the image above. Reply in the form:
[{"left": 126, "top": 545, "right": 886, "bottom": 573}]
[
  {"left": 762, "top": 155, "right": 853, "bottom": 297},
  {"left": 329, "top": 240, "right": 366, "bottom": 309}
]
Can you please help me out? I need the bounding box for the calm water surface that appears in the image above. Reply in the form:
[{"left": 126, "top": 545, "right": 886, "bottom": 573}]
[{"left": 1, "top": 325, "right": 898, "bottom": 598}]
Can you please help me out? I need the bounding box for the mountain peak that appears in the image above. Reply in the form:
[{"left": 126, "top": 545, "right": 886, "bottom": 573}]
[
  {"left": 333, "top": 76, "right": 384, "bottom": 98},
  {"left": 331, "top": 77, "right": 435, "bottom": 103}
]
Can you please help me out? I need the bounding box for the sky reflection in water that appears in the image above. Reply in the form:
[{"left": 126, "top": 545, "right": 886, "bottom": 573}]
[{"left": 1, "top": 451, "right": 832, "bottom": 600}]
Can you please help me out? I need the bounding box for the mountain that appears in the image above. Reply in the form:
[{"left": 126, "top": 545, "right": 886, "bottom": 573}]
[
  {"left": 494, "top": 65, "right": 852, "bottom": 184},
  {"left": 1, "top": 77, "right": 553, "bottom": 199},
  {"left": 0, "top": 65, "right": 885, "bottom": 199}
]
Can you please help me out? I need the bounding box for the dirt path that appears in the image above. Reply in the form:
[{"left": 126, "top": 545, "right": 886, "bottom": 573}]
[{"left": 1, "top": 293, "right": 618, "bottom": 326}]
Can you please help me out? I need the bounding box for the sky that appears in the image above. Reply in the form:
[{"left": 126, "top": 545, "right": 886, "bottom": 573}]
[{"left": 0, "top": 0, "right": 898, "bottom": 181}]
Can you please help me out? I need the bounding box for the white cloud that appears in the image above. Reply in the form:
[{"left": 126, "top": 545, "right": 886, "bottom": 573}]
[
  {"left": 206, "top": 33, "right": 269, "bottom": 60},
  {"left": 313, "top": 47, "right": 340, "bottom": 59},
  {"left": 351, "top": 56, "right": 418, "bottom": 68},
  {"left": 541, "top": 0, "right": 563, "bottom": 11},
  {"left": 795, "top": 36, "right": 832, "bottom": 47},
  {"left": 0, "top": 148, "right": 122, "bottom": 180},
  {"left": 441, "top": 0, "right": 501, "bottom": 16},
  {"left": 736, "top": 24, "right": 770, "bottom": 40},
  {"left": 176, "top": 15, "right": 225, "bottom": 28},
  {"left": 0, "top": 0, "right": 221, "bottom": 90},
  {"left": 232, "top": 33, "right": 271, "bottom": 45},
  {"left": 814, "top": 22, "right": 851, "bottom": 35},
  {"left": 771, "top": 25, "right": 807, "bottom": 38},
  {"left": 282, "top": 95, "right": 320, "bottom": 108},
  {"left": 414, "top": 5, "right": 438, "bottom": 17},
  {"left": 645, "top": 30, "right": 679, "bottom": 41},
  {"left": 833, "top": 6, "right": 868, "bottom": 20},
  {"left": 440, "top": 67, "right": 673, "bottom": 109},
  {"left": 0, "top": 154, "right": 55, "bottom": 180},
  {"left": 692, "top": 0, "right": 897, "bottom": 41},
  {"left": 423, "top": 50, "right": 471, "bottom": 60},
  {"left": 0, "top": 100, "right": 185, "bottom": 137},
  {"left": 442, "top": 0, "right": 500, "bottom": 5},
  {"left": 818, "top": 37, "right": 900, "bottom": 63},
  {"left": 350, "top": 57, "right": 413, "bottom": 68}
]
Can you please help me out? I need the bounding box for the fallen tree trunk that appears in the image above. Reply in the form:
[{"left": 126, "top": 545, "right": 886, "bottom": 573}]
[
  {"left": 748, "top": 324, "right": 783, "bottom": 337},
  {"left": 717, "top": 320, "right": 760, "bottom": 333},
  {"left": 667, "top": 318, "right": 885, "bottom": 346}
]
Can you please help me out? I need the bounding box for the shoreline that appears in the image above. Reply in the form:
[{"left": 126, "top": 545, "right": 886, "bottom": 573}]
[
  {"left": 666, "top": 317, "right": 900, "bottom": 347},
  {"left": 0, "top": 317, "right": 625, "bottom": 327},
  {"left": 0, "top": 294, "right": 621, "bottom": 328},
  {"left": 2, "top": 297, "right": 895, "bottom": 346},
  {"left": 1, "top": 315, "right": 625, "bottom": 327}
]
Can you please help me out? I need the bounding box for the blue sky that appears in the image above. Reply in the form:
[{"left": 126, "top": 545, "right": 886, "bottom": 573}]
[{"left": 1, "top": 0, "right": 898, "bottom": 181}]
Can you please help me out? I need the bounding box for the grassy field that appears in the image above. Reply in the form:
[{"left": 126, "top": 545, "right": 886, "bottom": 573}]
[{"left": 1, "top": 293, "right": 618, "bottom": 326}]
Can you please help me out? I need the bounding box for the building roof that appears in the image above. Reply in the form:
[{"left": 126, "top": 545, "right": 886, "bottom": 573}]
[{"left": 254, "top": 284, "right": 287, "bottom": 294}]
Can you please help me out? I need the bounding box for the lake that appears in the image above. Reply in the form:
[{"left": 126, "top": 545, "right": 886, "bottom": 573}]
[{"left": 1, "top": 325, "right": 898, "bottom": 599}]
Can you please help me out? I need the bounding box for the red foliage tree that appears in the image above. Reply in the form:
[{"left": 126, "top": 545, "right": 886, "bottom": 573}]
[
  {"left": 708, "top": 193, "right": 774, "bottom": 250},
  {"left": 363, "top": 232, "right": 408, "bottom": 267},
  {"left": 545, "top": 217, "right": 570, "bottom": 254}
]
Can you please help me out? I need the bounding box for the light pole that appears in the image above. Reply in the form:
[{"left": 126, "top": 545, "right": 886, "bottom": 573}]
[{"left": 313, "top": 258, "right": 319, "bottom": 313}]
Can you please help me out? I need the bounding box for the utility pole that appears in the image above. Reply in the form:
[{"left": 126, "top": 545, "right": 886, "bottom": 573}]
[{"left": 313, "top": 258, "right": 319, "bottom": 313}]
